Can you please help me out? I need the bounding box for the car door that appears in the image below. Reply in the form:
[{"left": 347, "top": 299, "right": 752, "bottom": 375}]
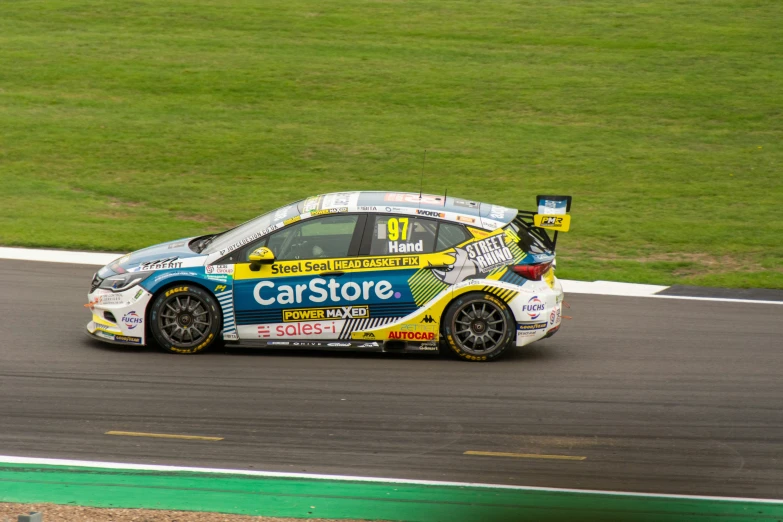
[
  {"left": 231, "top": 213, "right": 364, "bottom": 345},
  {"left": 343, "top": 214, "right": 452, "bottom": 344},
  {"left": 343, "top": 214, "right": 470, "bottom": 344}
]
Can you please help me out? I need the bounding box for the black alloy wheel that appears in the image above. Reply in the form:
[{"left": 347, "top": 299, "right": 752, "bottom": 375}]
[
  {"left": 442, "top": 292, "right": 515, "bottom": 361},
  {"left": 149, "top": 285, "right": 221, "bottom": 354}
]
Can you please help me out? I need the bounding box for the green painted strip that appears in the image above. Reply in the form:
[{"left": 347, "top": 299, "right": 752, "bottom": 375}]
[{"left": 0, "top": 463, "right": 781, "bottom": 521}]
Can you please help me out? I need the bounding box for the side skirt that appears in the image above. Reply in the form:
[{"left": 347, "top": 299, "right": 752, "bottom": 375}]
[{"left": 227, "top": 339, "right": 440, "bottom": 354}]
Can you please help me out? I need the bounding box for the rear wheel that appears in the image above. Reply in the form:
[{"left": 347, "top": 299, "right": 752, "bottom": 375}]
[
  {"left": 442, "top": 292, "right": 515, "bottom": 361},
  {"left": 149, "top": 285, "right": 221, "bottom": 354}
]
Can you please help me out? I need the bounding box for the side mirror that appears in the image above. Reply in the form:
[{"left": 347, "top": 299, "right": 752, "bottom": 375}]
[{"left": 249, "top": 247, "right": 275, "bottom": 271}]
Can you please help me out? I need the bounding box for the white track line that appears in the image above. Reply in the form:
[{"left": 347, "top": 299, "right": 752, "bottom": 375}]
[
  {"left": 650, "top": 294, "right": 783, "bottom": 305},
  {"left": 559, "top": 279, "right": 669, "bottom": 297},
  {"left": 0, "top": 455, "right": 780, "bottom": 504},
  {"left": 0, "top": 247, "right": 120, "bottom": 266},
  {"left": 0, "top": 246, "right": 779, "bottom": 304}
]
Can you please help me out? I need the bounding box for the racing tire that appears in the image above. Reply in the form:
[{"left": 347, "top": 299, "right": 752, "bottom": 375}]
[
  {"left": 442, "top": 292, "right": 515, "bottom": 362},
  {"left": 149, "top": 285, "right": 221, "bottom": 354}
]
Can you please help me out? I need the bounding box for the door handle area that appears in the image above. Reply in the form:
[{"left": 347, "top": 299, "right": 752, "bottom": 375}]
[
  {"left": 319, "top": 271, "right": 346, "bottom": 277},
  {"left": 424, "top": 264, "right": 453, "bottom": 271}
]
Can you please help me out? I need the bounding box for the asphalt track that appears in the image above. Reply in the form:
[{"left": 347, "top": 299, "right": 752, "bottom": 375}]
[{"left": 1, "top": 259, "right": 781, "bottom": 500}]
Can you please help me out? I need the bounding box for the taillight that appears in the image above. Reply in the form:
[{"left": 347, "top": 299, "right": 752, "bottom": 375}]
[{"left": 512, "top": 261, "right": 552, "bottom": 281}]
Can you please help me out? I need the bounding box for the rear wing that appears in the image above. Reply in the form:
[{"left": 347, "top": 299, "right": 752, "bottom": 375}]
[{"left": 513, "top": 195, "right": 572, "bottom": 250}]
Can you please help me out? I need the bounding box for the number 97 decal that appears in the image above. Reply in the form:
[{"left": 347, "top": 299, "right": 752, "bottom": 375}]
[{"left": 387, "top": 217, "right": 409, "bottom": 241}]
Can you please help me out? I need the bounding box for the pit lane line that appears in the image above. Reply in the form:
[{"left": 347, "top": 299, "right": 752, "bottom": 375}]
[
  {"left": 105, "top": 431, "right": 224, "bottom": 441},
  {"left": 463, "top": 451, "right": 586, "bottom": 461},
  {"left": 1, "top": 246, "right": 780, "bottom": 303}
]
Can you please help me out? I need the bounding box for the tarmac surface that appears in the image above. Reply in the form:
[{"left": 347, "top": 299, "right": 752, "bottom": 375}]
[{"left": 0, "top": 259, "right": 781, "bottom": 499}]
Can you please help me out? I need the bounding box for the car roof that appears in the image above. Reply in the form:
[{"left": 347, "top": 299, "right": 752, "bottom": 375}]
[{"left": 301, "top": 191, "right": 518, "bottom": 230}]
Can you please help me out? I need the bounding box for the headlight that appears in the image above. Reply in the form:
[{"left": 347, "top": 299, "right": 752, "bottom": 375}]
[
  {"left": 98, "top": 272, "right": 152, "bottom": 293},
  {"left": 90, "top": 273, "right": 104, "bottom": 293}
]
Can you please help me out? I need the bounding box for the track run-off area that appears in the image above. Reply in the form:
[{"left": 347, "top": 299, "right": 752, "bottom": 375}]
[{"left": 0, "top": 252, "right": 782, "bottom": 520}]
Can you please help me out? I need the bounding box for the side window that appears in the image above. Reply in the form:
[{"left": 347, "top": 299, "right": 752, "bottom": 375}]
[
  {"left": 260, "top": 214, "right": 359, "bottom": 261},
  {"left": 370, "top": 215, "right": 437, "bottom": 255},
  {"left": 436, "top": 222, "right": 471, "bottom": 251}
]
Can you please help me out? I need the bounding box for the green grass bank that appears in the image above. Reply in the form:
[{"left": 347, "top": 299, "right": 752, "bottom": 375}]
[{"left": 0, "top": 0, "right": 780, "bottom": 288}]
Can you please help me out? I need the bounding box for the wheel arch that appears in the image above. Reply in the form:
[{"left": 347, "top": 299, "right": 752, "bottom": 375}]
[{"left": 440, "top": 284, "right": 521, "bottom": 328}]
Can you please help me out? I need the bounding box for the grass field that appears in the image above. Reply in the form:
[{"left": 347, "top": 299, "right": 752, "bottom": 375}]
[{"left": 1, "top": 0, "right": 781, "bottom": 288}]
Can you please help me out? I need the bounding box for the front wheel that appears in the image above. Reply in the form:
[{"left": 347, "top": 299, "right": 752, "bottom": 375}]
[
  {"left": 442, "top": 292, "right": 515, "bottom": 361},
  {"left": 149, "top": 285, "right": 221, "bottom": 354}
]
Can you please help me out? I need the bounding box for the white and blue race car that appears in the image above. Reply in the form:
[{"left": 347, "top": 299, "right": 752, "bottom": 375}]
[{"left": 86, "top": 192, "right": 572, "bottom": 361}]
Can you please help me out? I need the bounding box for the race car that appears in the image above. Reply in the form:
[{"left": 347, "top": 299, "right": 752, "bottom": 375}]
[{"left": 86, "top": 191, "right": 572, "bottom": 361}]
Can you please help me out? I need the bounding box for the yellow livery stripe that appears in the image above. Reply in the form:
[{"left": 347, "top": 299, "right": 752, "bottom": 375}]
[
  {"left": 234, "top": 253, "right": 458, "bottom": 280},
  {"left": 481, "top": 286, "right": 519, "bottom": 303}
]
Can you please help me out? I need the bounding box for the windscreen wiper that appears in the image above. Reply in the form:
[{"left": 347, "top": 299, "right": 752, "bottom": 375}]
[{"left": 196, "top": 234, "right": 218, "bottom": 253}]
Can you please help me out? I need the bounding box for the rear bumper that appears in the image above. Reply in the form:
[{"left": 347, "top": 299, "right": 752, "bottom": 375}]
[{"left": 511, "top": 276, "right": 564, "bottom": 347}]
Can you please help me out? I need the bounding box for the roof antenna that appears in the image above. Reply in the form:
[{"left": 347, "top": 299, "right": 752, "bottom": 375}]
[
  {"left": 421, "top": 150, "right": 428, "bottom": 197},
  {"left": 443, "top": 187, "right": 447, "bottom": 206}
]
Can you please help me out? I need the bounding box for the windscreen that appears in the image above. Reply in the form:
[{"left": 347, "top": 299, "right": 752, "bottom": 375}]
[{"left": 203, "top": 200, "right": 304, "bottom": 255}]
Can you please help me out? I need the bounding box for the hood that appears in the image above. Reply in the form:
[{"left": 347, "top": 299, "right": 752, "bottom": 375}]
[{"left": 98, "top": 237, "right": 204, "bottom": 277}]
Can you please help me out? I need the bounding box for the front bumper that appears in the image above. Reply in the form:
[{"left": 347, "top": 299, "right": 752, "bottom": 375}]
[
  {"left": 85, "top": 326, "right": 144, "bottom": 345},
  {"left": 86, "top": 286, "right": 153, "bottom": 346}
]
